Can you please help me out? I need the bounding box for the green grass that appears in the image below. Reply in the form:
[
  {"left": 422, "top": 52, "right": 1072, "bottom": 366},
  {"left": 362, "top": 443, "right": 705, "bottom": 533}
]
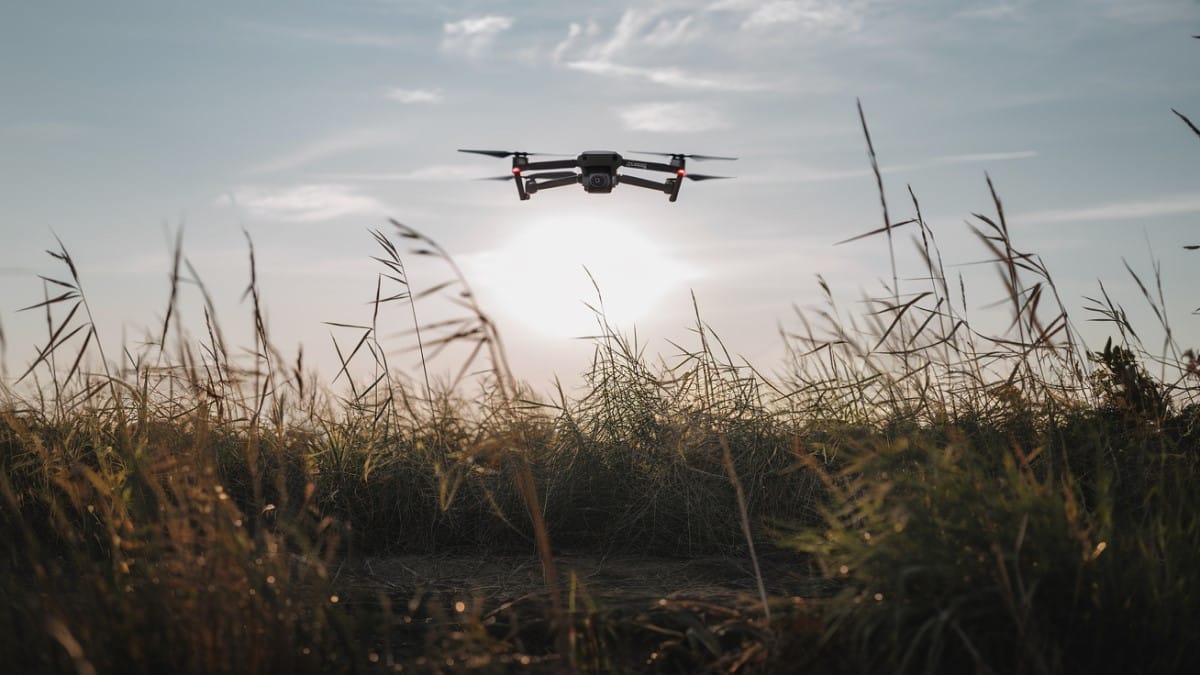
[{"left": 2, "top": 105, "right": 1199, "bottom": 673}]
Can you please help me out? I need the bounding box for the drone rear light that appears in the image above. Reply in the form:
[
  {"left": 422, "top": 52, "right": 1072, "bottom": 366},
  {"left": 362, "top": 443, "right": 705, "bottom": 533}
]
[
  {"left": 512, "top": 167, "right": 522, "bottom": 174},
  {"left": 676, "top": 168, "right": 687, "bottom": 177}
]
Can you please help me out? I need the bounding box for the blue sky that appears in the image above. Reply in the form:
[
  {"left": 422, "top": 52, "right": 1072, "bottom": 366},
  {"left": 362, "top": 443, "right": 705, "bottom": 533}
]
[{"left": 2, "top": 0, "right": 1198, "bottom": 391}]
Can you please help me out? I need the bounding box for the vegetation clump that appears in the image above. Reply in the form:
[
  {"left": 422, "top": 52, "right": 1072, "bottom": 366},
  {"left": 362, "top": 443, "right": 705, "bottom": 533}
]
[{"left": 3, "top": 106, "right": 1199, "bottom": 673}]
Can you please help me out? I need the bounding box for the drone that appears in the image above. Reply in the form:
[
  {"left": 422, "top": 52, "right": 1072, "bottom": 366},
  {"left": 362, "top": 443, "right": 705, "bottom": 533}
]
[{"left": 458, "top": 149, "right": 736, "bottom": 202}]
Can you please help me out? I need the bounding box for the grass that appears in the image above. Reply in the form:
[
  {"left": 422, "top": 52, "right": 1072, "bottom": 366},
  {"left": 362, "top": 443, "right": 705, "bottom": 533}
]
[{"left": 2, "top": 103, "right": 1199, "bottom": 674}]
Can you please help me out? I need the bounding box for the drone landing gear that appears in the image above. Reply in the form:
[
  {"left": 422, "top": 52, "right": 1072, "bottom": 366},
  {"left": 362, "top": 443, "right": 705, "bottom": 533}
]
[{"left": 513, "top": 171, "right": 529, "bottom": 200}]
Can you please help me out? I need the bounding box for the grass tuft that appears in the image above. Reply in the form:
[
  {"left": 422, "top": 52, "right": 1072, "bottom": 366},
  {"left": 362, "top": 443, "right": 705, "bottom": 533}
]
[{"left": 3, "top": 105, "right": 1199, "bottom": 672}]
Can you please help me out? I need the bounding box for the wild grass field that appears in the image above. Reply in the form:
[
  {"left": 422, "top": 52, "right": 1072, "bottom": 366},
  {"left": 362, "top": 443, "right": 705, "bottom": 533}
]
[{"left": 3, "top": 109, "right": 1199, "bottom": 674}]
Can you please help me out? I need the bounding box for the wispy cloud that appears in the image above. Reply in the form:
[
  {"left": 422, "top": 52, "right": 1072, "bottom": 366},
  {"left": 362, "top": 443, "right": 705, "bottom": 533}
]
[
  {"left": 1018, "top": 193, "right": 1200, "bottom": 225},
  {"left": 250, "top": 129, "right": 404, "bottom": 174},
  {"left": 551, "top": 10, "right": 696, "bottom": 66},
  {"left": 1091, "top": 0, "right": 1198, "bottom": 25},
  {"left": 744, "top": 1, "right": 864, "bottom": 30},
  {"left": 709, "top": 0, "right": 868, "bottom": 32},
  {"left": 619, "top": 102, "right": 729, "bottom": 132},
  {"left": 739, "top": 150, "right": 1038, "bottom": 183},
  {"left": 564, "top": 60, "right": 765, "bottom": 91},
  {"left": 586, "top": 9, "right": 703, "bottom": 61},
  {"left": 935, "top": 150, "right": 1039, "bottom": 163},
  {"left": 551, "top": 20, "right": 600, "bottom": 62},
  {"left": 737, "top": 164, "right": 874, "bottom": 184},
  {"left": 953, "top": 2, "right": 1028, "bottom": 21},
  {"left": 645, "top": 14, "right": 701, "bottom": 45},
  {"left": 954, "top": 0, "right": 1191, "bottom": 27},
  {"left": 441, "top": 15, "right": 513, "bottom": 58},
  {"left": 551, "top": 9, "right": 757, "bottom": 91},
  {"left": 384, "top": 87, "right": 443, "bottom": 103},
  {"left": 219, "top": 184, "right": 384, "bottom": 222},
  {"left": 314, "top": 165, "right": 482, "bottom": 182},
  {"left": 588, "top": 9, "right": 663, "bottom": 61},
  {"left": 236, "top": 20, "right": 408, "bottom": 48}
]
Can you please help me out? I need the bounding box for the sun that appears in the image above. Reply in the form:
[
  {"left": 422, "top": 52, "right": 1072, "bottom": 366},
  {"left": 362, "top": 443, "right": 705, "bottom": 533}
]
[{"left": 464, "top": 215, "right": 697, "bottom": 339}]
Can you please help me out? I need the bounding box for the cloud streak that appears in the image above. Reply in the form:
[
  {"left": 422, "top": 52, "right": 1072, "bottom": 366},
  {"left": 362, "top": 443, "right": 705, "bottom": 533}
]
[
  {"left": 739, "top": 0, "right": 865, "bottom": 31},
  {"left": 236, "top": 21, "right": 410, "bottom": 48},
  {"left": 587, "top": 9, "right": 663, "bottom": 61},
  {"left": 618, "top": 102, "right": 729, "bottom": 132},
  {"left": 644, "top": 14, "right": 700, "bottom": 45},
  {"left": 441, "top": 15, "right": 513, "bottom": 58},
  {"left": 738, "top": 150, "right": 1039, "bottom": 184},
  {"left": 314, "top": 165, "right": 483, "bottom": 182},
  {"left": 1018, "top": 193, "right": 1200, "bottom": 225},
  {"left": 385, "top": 87, "right": 442, "bottom": 103},
  {"left": 220, "top": 184, "right": 384, "bottom": 222},
  {"left": 565, "top": 59, "right": 766, "bottom": 91},
  {"left": 708, "top": 0, "right": 868, "bottom": 32},
  {"left": 935, "top": 150, "right": 1039, "bottom": 163},
  {"left": 953, "top": 2, "right": 1028, "bottom": 21},
  {"left": 250, "top": 129, "right": 405, "bottom": 174},
  {"left": 551, "top": 9, "right": 761, "bottom": 92},
  {"left": 551, "top": 21, "right": 599, "bottom": 62}
]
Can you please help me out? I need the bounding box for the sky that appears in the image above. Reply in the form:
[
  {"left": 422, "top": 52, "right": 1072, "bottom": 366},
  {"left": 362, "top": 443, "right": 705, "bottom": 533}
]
[{"left": 1, "top": 0, "right": 1198, "bottom": 394}]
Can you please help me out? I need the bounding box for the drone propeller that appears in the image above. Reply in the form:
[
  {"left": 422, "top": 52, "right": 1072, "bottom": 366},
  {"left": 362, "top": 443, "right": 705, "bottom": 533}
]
[
  {"left": 527, "top": 171, "right": 578, "bottom": 180},
  {"left": 478, "top": 171, "right": 579, "bottom": 181},
  {"left": 628, "top": 151, "right": 738, "bottom": 161},
  {"left": 458, "top": 149, "right": 570, "bottom": 158},
  {"left": 684, "top": 173, "right": 733, "bottom": 181}
]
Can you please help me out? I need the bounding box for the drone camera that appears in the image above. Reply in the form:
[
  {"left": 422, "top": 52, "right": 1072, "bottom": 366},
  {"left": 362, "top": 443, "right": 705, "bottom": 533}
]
[
  {"left": 582, "top": 171, "right": 613, "bottom": 193},
  {"left": 588, "top": 171, "right": 614, "bottom": 190}
]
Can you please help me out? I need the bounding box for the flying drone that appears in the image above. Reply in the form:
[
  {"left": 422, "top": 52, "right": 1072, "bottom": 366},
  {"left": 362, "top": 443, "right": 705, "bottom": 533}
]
[{"left": 458, "top": 149, "right": 736, "bottom": 202}]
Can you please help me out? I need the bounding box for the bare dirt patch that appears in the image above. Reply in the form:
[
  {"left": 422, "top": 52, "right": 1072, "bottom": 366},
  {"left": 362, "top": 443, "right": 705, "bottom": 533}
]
[{"left": 333, "top": 550, "right": 823, "bottom": 607}]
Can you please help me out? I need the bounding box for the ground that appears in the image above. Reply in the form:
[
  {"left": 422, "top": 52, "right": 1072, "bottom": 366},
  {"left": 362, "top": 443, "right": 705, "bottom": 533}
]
[
  {"left": 335, "top": 550, "right": 820, "bottom": 608},
  {"left": 330, "top": 550, "right": 826, "bottom": 669}
]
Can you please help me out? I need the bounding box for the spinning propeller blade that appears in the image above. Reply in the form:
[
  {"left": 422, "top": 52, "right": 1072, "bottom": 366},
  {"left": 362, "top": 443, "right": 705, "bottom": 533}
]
[
  {"left": 628, "top": 151, "right": 738, "bottom": 161},
  {"left": 477, "top": 171, "right": 579, "bottom": 181},
  {"left": 458, "top": 149, "right": 570, "bottom": 158},
  {"left": 684, "top": 173, "right": 733, "bottom": 181},
  {"left": 527, "top": 171, "right": 578, "bottom": 180}
]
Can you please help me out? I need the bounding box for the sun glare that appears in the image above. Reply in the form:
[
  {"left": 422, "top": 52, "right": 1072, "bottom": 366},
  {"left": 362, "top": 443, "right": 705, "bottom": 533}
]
[{"left": 465, "top": 216, "right": 697, "bottom": 339}]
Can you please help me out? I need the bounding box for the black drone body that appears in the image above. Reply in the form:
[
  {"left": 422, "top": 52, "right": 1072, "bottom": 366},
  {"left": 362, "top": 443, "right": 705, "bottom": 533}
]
[{"left": 458, "top": 149, "right": 736, "bottom": 202}]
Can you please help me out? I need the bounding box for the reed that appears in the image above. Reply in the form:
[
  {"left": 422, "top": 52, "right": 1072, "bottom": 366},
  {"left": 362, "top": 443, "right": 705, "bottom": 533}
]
[{"left": 2, "top": 105, "right": 1198, "bottom": 673}]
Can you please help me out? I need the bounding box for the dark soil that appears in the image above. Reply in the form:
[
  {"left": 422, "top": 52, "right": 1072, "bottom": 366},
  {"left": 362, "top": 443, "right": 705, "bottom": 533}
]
[
  {"left": 327, "top": 549, "right": 833, "bottom": 672},
  {"left": 333, "top": 548, "right": 825, "bottom": 607}
]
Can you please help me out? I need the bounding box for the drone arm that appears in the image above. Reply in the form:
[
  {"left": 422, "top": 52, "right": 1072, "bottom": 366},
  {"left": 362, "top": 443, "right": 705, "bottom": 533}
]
[
  {"left": 512, "top": 159, "right": 577, "bottom": 198},
  {"left": 526, "top": 174, "right": 581, "bottom": 194},
  {"left": 622, "top": 159, "right": 681, "bottom": 174},
  {"left": 522, "top": 159, "right": 579, "bottom": 171},
  {"left": 617, "top": 173, "right": 673, "bottom": 196}
]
